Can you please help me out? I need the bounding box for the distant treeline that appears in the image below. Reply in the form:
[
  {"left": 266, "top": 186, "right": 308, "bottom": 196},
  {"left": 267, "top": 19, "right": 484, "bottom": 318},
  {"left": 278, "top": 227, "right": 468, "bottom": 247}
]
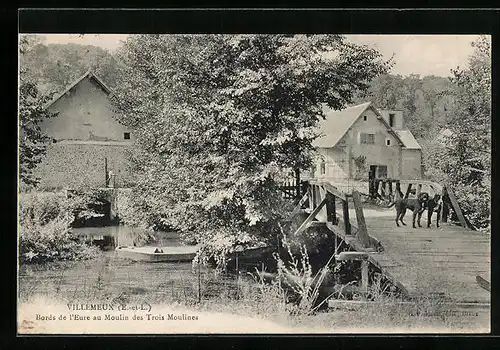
[
  {"left": 22, "top": 38, "right": 457, "bottom": 143},
  {"left": 354, "top": 74, "right": 456, "bottom": 140}
]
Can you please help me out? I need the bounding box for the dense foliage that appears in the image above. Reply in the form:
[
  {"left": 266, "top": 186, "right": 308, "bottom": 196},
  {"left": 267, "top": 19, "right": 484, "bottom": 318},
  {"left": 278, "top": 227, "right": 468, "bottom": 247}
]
[
  {"left": 20, "top": 36, "right": 119, "bottom": 94},
  {"left": 423, "top": 36, "right": 491, "bottom": 229},
  {"left": 112, "top": 34, "right": 391, "bottom": 265},
  {"left": 355, "top": 73, "right": 455, "bottom": 139},
  {"left": 19, "top": 35, "right": 59, "bottom": 187},
  {"left": 19, "top": 191, "right": 101, "bottom": 264}
]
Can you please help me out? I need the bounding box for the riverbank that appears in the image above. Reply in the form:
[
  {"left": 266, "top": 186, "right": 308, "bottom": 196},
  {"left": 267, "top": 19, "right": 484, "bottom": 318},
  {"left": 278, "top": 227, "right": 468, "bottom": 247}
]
[
  {"left": 18, "top": 253, "right": 490, "bottom": 334},
  {"left": 18, "top": 296, "right": 489, "bottom": 334}
]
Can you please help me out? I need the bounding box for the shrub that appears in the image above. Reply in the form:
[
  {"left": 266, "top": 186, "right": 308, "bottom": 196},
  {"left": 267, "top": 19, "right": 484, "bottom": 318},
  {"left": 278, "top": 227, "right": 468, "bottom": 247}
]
[
  {"left": 272, "top": 232, "right": 336, "bottom": 315},
  {"left": 19, "top": 191, "right": 101, "bottom": 264},
  {"left": 451, "top": 183, "right": 490, "bottom": 229}
]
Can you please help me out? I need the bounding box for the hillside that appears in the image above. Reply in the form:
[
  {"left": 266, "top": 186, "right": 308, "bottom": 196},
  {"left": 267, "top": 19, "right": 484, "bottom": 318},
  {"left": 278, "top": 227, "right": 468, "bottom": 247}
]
[{"left": 20, "top": 42, "right": 119, "bottom": 95}]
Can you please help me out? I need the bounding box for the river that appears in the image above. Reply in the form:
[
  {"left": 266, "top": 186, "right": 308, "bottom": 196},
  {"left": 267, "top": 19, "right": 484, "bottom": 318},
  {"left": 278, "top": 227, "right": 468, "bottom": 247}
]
[{"left": 18, "top": 226, "right": 241, "bottom": 305}]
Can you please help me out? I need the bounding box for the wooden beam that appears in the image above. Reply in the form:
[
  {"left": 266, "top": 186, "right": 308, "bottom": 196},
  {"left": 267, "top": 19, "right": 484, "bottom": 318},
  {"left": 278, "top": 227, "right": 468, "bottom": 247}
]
[
  {"left": 352, "top": 191, "right": 371, "bottom": 248},
  {"left": 342, "top": 195, "right": 351, "bottom": 235},
  {"left": 317, "top": 185, "right": 328, "bottom": 222},
  {"left": 316, "top": 181, "right": 346, "bottom": 199},
  {"left": 326, "top": 191, "right": 337, "bottom": 225},
  {"left": 445, "top": 184, "right": 468, "bottom": 228},
  {"left": 290, "top": 190, "right": 310, "bottom": 218},
  {"left": 336, "top": 251, "right": 369, "bottom": 261},
  {"left": 476, "top": 275, "right": 491, "bottom": 292},
  {"left": 293, "top": 197, "right": 327, "bottom": 236},
  {"left": 404, "top": 183, "right": 413, "bottom": 199}
]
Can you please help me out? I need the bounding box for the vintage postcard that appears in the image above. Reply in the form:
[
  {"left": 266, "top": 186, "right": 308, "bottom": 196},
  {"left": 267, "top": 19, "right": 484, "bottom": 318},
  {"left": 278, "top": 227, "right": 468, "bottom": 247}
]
[{"left": 18, "top": 28, "right": 491, "bottom": 334}]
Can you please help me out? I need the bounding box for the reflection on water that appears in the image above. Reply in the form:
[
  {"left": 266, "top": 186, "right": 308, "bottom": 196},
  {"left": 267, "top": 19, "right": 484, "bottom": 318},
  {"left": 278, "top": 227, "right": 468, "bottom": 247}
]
[
  {"left": 18, "top": 254, "right": 242, "bottom": 304},
  {"left": 18, "top": 225, "right": 244, "bottom": 303},
  {"left": 71, "top": 225, "right": 183, "bottom": 251}
]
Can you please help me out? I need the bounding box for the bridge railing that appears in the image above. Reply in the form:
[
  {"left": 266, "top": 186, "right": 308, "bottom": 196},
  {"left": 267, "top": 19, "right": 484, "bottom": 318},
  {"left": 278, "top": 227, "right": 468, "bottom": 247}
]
[
  {"left": 370, "top": 178, "right": 469, "bottom": 229},
  {"left": 291, "top": 180, "right": 379, "bottom": 251}
]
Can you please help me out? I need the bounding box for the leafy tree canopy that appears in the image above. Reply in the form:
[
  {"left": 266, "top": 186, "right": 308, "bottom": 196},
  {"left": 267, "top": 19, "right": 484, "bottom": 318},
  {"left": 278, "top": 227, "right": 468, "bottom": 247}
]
[
  {"left": 20, "top": 37, "right": 119, "bottom": 94},
  {"left": 112, "top": 34, "right": 391, "bottom": 265},
  {"left": 423, "top": 36, "right": 491, "bottom": 229},
  {"left": 19, "top": 35, "right": 58, "bottom": 187}
]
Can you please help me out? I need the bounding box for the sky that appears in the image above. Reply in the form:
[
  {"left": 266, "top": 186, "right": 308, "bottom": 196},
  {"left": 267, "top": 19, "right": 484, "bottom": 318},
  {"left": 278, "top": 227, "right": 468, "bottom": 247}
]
[{"left": 38, "top": 34, "right": 482, "bottom": 77}]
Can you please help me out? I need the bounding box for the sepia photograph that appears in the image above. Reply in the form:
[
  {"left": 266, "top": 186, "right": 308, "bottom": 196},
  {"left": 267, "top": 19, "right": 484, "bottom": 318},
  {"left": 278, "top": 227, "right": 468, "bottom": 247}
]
[{"left": 17, "top": 30, "right": 491, "bottom": 334}]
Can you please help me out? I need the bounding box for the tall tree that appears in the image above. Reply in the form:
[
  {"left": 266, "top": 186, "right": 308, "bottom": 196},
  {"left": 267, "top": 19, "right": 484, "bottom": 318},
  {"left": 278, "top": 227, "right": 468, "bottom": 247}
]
[
  {"left": 113, "top": 34, "right": 391, "bottom": 265},
  {"left": 424, "top": 36, "right": 491, "bottom": 229},
  {"left": 18, "top": 36, "right": 57, "bottom": 187}
]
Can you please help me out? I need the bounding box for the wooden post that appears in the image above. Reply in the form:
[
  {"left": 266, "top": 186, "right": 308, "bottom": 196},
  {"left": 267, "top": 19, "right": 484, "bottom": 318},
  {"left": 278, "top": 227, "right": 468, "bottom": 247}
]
[
  {"left": 198, "top": 259, "right": 202, "bottom": 303},
  {"left": 295, "top": 169, "right": 301, "bottom": 202},
  {"left": 361, "top": 260, "right": 369, "bottom": 295},
  {"left": 388, "top": 180, "right": 393, "bottom": 200},
  {"left": 290, "top": 190, "right": 310, "bottom": 218},
  {"left": 311, "top": 184, "right": 316, "bottom": 208},
  {"left": 104, "top": 157, "right": 108, "bottom": 187},
  {"left": 381, "top": 181, "right": 386, "bottom": 199},
  {"left": 343, "top": 196, "right": 351, "bottom": 235},
  {"left": 326, "top": 192, "right": 337, "bottom": 225},
  {"left": 395, "top": 181, "right": 402, "bottom": 201},
  {"left": 308, "top": 186, "right": 314, "bottom": 211},
  {"left": 352, "top": 191, "right": 370, "bottom": 248},
  {"left": 442, "top": 191, "right": 449, "bottom": 223},
  {"left": 334, "top": 252, "right": 370, "bottom": 296},
  {"left": 444, "top": 184, "right": 467, "bottom": 228},
  {"left": 404, "top": 183, "right": 413, "bottom": 199}
]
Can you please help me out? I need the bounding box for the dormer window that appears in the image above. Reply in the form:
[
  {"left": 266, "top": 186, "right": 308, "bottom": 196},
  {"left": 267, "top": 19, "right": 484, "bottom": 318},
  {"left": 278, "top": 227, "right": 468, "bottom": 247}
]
[
  {"left": 389, "top": 113, "right": 395, "bottom": 127},
  {"left": 124, "top": 132, "right": 131, "bottom": 140}
]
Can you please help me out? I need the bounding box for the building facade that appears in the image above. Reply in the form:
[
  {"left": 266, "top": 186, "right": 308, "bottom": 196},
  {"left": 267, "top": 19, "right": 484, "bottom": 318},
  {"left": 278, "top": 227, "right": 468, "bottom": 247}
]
[
  {"left": 33, "top": 71, "right": 134, "bottom": 190},
  {"left": 311, "top": 102, "right": 422, "bottom": 184}
]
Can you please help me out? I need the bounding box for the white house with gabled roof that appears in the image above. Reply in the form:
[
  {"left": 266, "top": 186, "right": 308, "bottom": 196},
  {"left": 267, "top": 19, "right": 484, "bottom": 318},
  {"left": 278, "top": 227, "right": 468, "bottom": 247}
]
[{"left": 310, "top": 102, "right": 422, "bottom": 183}]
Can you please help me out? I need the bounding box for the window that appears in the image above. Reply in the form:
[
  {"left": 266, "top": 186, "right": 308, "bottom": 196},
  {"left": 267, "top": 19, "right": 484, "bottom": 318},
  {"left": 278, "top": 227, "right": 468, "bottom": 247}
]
[
  {"left": 386, "top": 139, "right": 391, "bottom": 146},
  {"left": 389, "top": 113, "right": 395, "bottom": 127},
  {"left": 360, "top": 133, "right": 375, "bottom": 144},
  {"left": 363, "top": 115, "right": 367, "bottom": 121},
  {"left": 124, "top": 132, "right": 131, "bottom": 140}
]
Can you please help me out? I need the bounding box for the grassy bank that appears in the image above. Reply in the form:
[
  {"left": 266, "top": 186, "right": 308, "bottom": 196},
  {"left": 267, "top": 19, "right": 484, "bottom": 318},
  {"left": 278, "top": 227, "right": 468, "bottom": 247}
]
[{"left": 18, "top": 255, "right": 489, "bottom": 333}]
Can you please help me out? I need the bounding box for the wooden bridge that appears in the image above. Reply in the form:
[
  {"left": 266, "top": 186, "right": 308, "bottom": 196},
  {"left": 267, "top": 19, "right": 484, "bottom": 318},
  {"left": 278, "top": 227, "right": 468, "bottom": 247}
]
[{"left": 289, "top": 179, "right": 490, "bottom": 305}]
